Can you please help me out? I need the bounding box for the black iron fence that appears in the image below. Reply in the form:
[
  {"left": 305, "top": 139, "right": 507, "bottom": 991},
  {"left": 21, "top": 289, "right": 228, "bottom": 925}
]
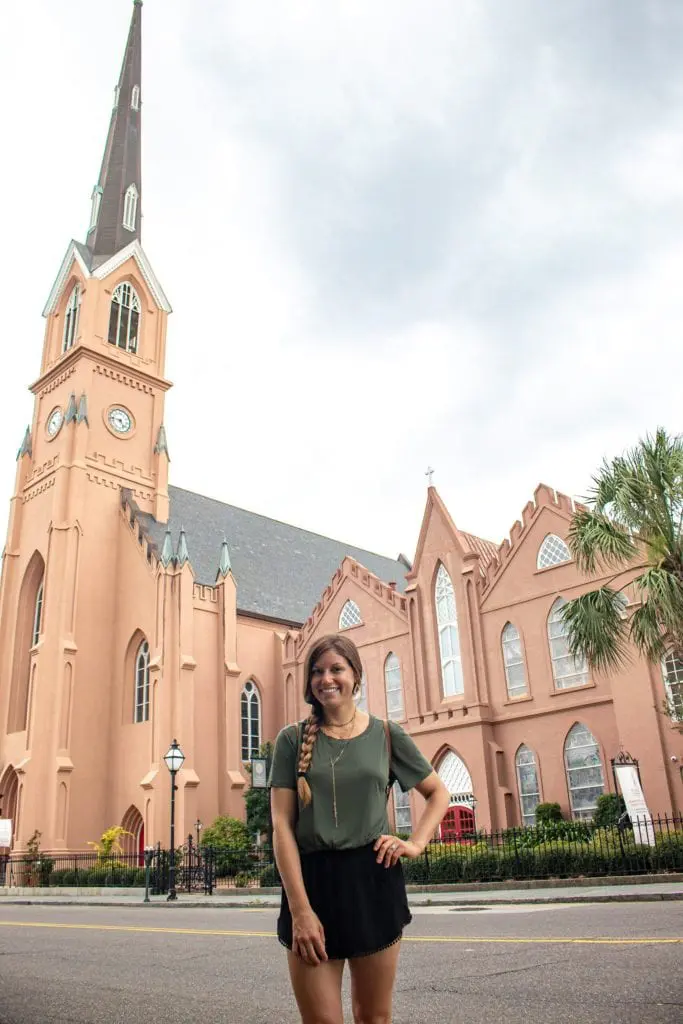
[
  {"left": 1, "top": 814, "right": 681, "bottom": 890},
  {"left": 403, "top": 812, "right": 683, "bottom": 884}
]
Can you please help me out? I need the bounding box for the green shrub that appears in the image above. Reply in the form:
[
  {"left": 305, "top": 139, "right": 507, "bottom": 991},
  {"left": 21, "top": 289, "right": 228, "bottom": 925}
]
[
  {"left": 402, "top": 857, "right": 429, "bottom": 884},
  {"left": 535, "top": 803, "right": 564, "bottom": 825},
  {"left": 592, "top": 794, "right": 627, "bottom": 828},
  {"left": 426, "top": 854, "right": 463, "bottom": 883},
  {"left": 259, "top": 863, "right": 280, "bottom": 887},
  {"left": 233, "top": 871, "right": 253, "bottom": 888}
]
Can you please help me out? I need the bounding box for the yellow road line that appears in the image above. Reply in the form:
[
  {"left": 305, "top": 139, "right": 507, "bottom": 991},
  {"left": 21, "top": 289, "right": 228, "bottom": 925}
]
[{"left": 0, "top": 921, "right": 680, "bottom": 945}]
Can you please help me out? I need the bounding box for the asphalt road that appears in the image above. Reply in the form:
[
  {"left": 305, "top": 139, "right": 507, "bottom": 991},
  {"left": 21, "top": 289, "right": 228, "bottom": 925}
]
[{"left": 0, "top": 902, "right": 681, "bottom": 1023}]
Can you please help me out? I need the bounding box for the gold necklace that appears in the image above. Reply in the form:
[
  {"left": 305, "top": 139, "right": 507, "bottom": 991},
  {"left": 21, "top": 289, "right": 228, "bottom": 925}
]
[{"left": 327, "top": 708, "right": 357, "bottom": 827}]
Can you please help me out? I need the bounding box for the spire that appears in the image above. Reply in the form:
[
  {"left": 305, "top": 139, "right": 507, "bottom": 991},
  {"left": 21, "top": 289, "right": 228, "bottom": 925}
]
[
  {"left": 77, "top": 392, "right": 89, "bottom": 425},
  {"left": 217, "top": 537, "right": 232, "bottom": 578},
  {"left": 86, "top": 2, "right": 143, "bottom": 261},
  {"left": 176, "top": 526, "right": 189, "bottom": 567},
  {"left": 16, "top": 427, "right": 32, "bottom": 461},
  {"left": 160, "top": 529, "right": 174, "bottom": 567},
  {"left": 154, "top": 424, "right": 169, "bottom": 457},
  {"left": 65, "top": 392, "right": 79, "bottom": 424}
]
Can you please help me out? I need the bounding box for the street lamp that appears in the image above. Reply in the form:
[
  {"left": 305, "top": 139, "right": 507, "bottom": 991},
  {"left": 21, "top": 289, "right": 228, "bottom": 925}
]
[
  {"left": 163, "top": 739, "right": 185, "bottom": 901},
  {"left": 195, "top": 819, "right": 203, "bottom": 848}
]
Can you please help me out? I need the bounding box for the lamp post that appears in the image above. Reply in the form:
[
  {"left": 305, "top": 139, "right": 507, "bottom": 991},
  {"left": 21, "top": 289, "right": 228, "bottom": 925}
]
[
  {"left": 195, "top": 819, "right": 203, "bottom": 848},
  {"left": 163, "top": 739, "right": 185, "bottom": 901}
]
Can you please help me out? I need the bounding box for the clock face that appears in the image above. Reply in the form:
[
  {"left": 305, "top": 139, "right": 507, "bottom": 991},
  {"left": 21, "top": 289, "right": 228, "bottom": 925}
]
[
  {"left": 108, "top": 407, "right": 133, "bottom": 434},
  {"left": 47, "top": 407, "right": 64, "bottom": 437}
]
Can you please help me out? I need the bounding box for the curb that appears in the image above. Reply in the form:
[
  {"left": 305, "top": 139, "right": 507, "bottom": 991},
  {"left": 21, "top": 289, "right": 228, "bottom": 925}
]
[{"left": 1, "top": 892, "right": 681, "bottom": 909}]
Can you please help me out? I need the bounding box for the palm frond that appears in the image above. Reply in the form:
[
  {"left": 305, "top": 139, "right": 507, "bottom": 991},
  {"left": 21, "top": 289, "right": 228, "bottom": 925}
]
[
  {"left": 567, "top": 508, "right": 637, "bottom": 575},
  {"left": 629, "top": 600, "right": 667, "bottom": 663},
  {"left": 561, "top": 588, "right": 631, "bottom": 674},
  {"left": 636, "top": 567, "right": 683, "bottom": 637}
]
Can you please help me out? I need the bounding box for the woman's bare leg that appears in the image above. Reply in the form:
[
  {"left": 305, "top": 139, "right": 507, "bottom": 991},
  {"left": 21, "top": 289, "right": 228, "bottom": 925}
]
[
  {"left": 287, "top": 951, "right": 345, "bottom": 1024},
  {"left": 348, "top": 940, "right": 401, "bottom": 1024}
]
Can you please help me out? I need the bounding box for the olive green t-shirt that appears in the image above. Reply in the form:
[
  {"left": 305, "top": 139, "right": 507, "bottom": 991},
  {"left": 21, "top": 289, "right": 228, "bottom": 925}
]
[{"left": 269, "top": 715, "right": 432, "bottom": 853}]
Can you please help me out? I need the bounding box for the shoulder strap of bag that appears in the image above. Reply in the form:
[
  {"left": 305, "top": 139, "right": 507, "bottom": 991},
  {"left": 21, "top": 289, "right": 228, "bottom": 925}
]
[{"left": 383, "top": 719, "right": 393, "bottom": 799}]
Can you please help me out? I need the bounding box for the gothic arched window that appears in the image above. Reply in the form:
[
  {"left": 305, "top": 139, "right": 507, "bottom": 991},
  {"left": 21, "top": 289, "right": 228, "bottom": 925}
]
[
  {"left": 564, "top": 723, "right": 604, "bottom": 820},
  {"left": 355, "top": 670, "right": 368, "bottom": 713},
  {"left": 122, "top": 184, "right": 138, "bottom": 232},
  {"left": 339, "top": 599, "right": 362, "bottom": 630},
  {"left": 435, "top": 563, "right": 463, "bottom": 697},
  {"left": 131, "top": 85, "right": 140, "bottom": 111},
  {"left": 501, "top": 622, "right": 528, "bottom": 699},
  {"left": 241, "top": 681, "right": 261, "bottom": 762},
  {"left": 392, "top": 782, "right": 412, "bottom": 833},
  {"left": 108, "top": 282, "right": 141, "bottom": 353},
  {"left": 515, "top": 745, "right": 540, "bottom": 826},
  {"left": 662, "top": 651, "right": 683, "bottom": 721},
  {"left": 32, "top": 581, "right": 44, "bottom": 648},
  {"left": 548, "top": 597, "right": 588, "bottom": 689},
  {"left": 537, "top": 534, "right": 571, "bottom": 570},
  {"left": 384, "top": 653, "right": 404, "bottom": 721},
  {"left": 62, "top": 285, "right": 81, "bottom": 353},
  {"left": 134, "top": 640, "right": 150, "bottom": 724}
]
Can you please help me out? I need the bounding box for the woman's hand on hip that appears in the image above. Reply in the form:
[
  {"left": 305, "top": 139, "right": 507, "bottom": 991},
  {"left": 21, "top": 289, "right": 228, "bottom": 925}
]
[
  {"left": 374, "top": 834, "right": 423, "bottom": 867},
  {"left": 291, "top": 907, "right": 328, "bottom": 966}
]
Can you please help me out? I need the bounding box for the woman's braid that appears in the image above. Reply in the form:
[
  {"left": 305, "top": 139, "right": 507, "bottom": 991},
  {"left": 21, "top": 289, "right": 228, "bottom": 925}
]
[{"left": 297, "top": 714, "right": 320, "bottom": 807}]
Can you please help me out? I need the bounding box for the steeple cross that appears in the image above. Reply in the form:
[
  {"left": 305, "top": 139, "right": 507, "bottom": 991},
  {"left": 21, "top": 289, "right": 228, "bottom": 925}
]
[{"left": 425, "top": 466, "right": 435, "bottom": 486}]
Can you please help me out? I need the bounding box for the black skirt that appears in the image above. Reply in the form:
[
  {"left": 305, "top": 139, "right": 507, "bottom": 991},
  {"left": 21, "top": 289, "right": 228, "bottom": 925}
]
[{"left": 278, "top": 842, "right": 412, "bottom": 961}]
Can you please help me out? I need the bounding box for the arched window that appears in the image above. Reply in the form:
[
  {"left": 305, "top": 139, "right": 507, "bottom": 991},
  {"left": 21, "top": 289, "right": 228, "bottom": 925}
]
[
  {"left": 564, "top": 723, "right": 604, "bottom": 820},
  {"left": 241, "top": 680, "right": 261, "bottom": 761},
  {"left": 122, "top": 184, "right": 139, "bottom": 232},
  {"left": 355, "top": 670, "right": 368, "bottom": 712},
  {"left": 662, "top": 651, "right": 683, "bottom": 722},
  {"left": 435, "top": 563, "right": 463, "bottom": 696},
  {"left": 501, "top": 623, "right": 527, "bottom": 699},
  {"left": 108, "top": 282, "right": 141, "bottom": 353},
  {"left": 62, "top": 285, "right": 81, "bottom": 353},
  {"left": 515, "top": 745, "right": 540, "bottom": 826},
  {"left": 32, "top": 581, "right": 44, "bottom": 647},
  {"left": 384, "top": 653, "right": 404, "bottom": 721},
  {"left": 392, "top": 782, "right": 412, "bottom": 833},
  {"left": 131, "top": 85, "right": 140, "bottom": 111},
  {"left": 548, "top": 597, "right": 588, "bottom": 689},
  {"left": 339, "top": 599, "right": 362, "bottom": 630},
  {"left": 537, "top": 534, "right": 571, "bottom": 570},
  {"left": 134, "top": 640, "right": 150, "bottom": 723},
  {"left": 437, "top": 750, "right": 473, "bottom": 804}
]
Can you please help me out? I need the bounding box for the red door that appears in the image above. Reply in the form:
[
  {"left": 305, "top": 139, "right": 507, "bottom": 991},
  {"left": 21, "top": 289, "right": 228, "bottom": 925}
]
[
  {"left": 138, "top": 824, "right": 145, "bottom": 866},
  {"left": 440, "top": 805, "right": 475, "bottom": 842}
]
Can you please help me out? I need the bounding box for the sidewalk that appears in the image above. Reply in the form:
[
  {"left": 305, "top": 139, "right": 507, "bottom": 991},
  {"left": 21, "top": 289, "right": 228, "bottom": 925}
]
[{"left": 1, "top": 876, "right": 681, "bottom": 907}]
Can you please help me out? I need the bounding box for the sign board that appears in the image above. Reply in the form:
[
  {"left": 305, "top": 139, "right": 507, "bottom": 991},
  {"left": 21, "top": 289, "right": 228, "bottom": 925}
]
[
  {"left": 613, "top": 763, "right": 656, "bottom": 847},
  {"left": 251, "top": 758, "right": 268, "bottom": 790},
  {"left": 0, "top": 819, "right": 12, "bottom": 847}
]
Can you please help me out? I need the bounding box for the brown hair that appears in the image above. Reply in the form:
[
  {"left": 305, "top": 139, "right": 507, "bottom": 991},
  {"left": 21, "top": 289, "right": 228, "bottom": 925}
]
[{"left": 297, "top": 634, "right": 363, "bottom": 807}]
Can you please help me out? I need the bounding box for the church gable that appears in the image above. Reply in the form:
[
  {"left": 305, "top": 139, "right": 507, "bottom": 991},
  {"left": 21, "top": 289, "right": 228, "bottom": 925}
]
[
  {"left": 479, "top": 484, "right": 578, "bottom": 608},
  {"left": 295, "top": 556, "right": 409, "bottom": 656}
]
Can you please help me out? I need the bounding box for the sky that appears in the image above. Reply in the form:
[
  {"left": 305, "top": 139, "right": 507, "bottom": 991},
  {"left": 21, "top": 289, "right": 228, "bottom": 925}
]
[{"left": 1, "top": 0, "right": 682, "bottom": 564}]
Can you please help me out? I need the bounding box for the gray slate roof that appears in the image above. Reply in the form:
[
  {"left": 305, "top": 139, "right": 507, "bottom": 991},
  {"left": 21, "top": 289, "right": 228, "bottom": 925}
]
[{"left": 139, "top": 485, "right": 409, "bottom": 625}]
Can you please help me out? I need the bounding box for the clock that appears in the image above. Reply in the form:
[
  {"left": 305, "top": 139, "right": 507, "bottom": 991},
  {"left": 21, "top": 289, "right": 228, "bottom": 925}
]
[
  {"left": 47, "top": 407, "right": 64, "bottom": 437},
  {"left": 108, "top": 407, "right": 133, "bottom": 434}
]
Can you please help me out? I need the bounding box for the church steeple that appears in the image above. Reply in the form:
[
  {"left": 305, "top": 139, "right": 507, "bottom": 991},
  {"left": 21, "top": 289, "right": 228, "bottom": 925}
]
[{"left": 86, "top": 1, "right": 143, "bottom": 262}]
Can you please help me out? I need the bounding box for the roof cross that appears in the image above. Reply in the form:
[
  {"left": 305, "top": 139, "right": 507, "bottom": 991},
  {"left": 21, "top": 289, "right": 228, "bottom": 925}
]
[{"left": 425, "top": 466, "right": 435, "bottom": 487}]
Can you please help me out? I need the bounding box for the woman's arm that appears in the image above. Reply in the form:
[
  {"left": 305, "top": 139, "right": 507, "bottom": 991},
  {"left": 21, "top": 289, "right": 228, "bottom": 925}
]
[
  {"left": 374, "top": 771, "right": 450, "bottom": 866},
  {"left": 271, "top": 787, "right": 327, "bottom": 965}
]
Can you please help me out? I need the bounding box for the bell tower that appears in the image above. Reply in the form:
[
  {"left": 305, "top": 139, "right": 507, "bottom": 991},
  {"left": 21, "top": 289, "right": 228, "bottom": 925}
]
[{"left": 0, "top": 0, "right": 172, "bottom": 850}]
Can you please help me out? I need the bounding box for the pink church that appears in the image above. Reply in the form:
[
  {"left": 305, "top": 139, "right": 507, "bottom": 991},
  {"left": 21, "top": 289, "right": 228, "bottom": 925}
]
[{"left": 1, "top": 3, "right": 681, "bottom": 857}]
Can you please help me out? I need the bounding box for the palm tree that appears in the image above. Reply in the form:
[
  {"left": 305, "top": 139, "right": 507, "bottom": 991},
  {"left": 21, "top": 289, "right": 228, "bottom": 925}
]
[{"left": 561, "top": 429, "right": 683, "bottom": 718}]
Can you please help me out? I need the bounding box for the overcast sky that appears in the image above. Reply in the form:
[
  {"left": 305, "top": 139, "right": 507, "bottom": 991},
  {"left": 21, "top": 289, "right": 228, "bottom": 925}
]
[{"left": 1, "top": 0, "right": 682, "bottom": 566}]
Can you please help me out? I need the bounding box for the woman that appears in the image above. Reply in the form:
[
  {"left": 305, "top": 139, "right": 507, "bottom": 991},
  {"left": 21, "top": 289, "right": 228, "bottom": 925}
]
[{"left": 270, "top": 633, "right": 450, "bottom": 1024}]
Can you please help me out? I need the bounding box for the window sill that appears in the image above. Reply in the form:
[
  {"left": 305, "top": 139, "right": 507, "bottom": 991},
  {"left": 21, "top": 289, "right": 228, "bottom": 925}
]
[
  {"left": 503, "top": 694, "right": 533, "bottom": 707},
  {"left": 533, "top": 561, "right": 572, "bottom": 576},
  {"left": 548, "top": 680, "right": 595, "bottom": 696}
]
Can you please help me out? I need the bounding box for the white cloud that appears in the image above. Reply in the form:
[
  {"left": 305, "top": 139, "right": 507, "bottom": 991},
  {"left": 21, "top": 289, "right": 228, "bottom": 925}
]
[{"left": 0, "top": 0, "right": 681, "bottom": 570}]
